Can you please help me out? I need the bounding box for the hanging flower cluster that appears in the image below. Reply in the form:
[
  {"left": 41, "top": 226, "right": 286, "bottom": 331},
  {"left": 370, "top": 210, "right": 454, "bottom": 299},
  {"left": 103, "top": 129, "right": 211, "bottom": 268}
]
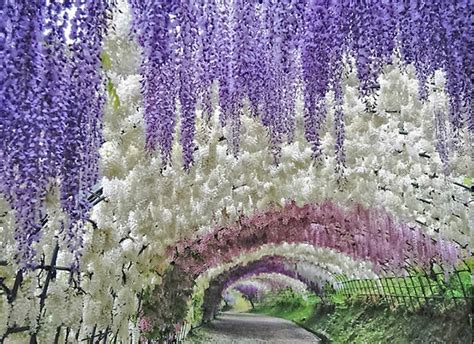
[
  {"left": 130, "top": 0, "right": 472, "bottom": 168},
  {"left": 220, "top": 257, "right": 304, "bottom": 291},
  {"left": 290, "top": 261, "right": 338, "bottom": 291},
  {"left": 172, "top": 202, "right": 460, "bottom": 276},
  {"left": 233, "top": 282, "right": 261, "bottom": 305},
  {"left": 245, "top": 273, "right": 311, "bottom": 295},
  {"left": 201, "top": 243, "right": 378, "bottom": 283},
  {"left": 0, "top": 1, "right": 111, "bottom": 268}
]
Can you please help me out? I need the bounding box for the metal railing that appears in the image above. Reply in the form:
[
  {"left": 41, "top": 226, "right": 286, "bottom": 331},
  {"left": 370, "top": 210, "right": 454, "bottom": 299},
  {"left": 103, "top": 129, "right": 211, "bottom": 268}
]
[{"left": 336, "top": 263, "right": 473, "bottom": 312}]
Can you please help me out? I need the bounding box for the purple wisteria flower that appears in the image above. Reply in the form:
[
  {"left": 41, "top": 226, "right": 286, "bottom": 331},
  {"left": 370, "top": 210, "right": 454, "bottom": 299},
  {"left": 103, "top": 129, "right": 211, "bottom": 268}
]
[
  {"left": 0, "top": 1, "right": 111, "bottom": 269},
  {"left": 131, "top": 1, "right": 471, "bottom": 168}
]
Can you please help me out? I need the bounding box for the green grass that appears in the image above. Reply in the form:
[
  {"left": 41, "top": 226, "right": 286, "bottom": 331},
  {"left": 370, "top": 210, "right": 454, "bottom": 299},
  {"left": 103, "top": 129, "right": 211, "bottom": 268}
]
[
  {"left": 232, "top": 293, "right": 252, "bottom": 312},
  {"left": 304, "top": 299, "right": 472, "bottom": 344},
  {"left": 340, "top": 270, "right": 472, "bottom": 304},
  {"left": 251, "top": 289, "right": 320, "bottom": 323},
  {"left": 252, "top": 289, "right": 473, "bottom": 344}
]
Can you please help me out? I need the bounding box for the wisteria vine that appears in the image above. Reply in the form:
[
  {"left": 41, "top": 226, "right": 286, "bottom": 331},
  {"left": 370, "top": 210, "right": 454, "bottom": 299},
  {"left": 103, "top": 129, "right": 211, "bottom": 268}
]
[
  {"left": 130, "top": 0, "right": 472, "bottom": 168},
  {"left": 172, "top": 202, "right": 460, "bottom": 276},
  {"left": 0, "top": 1, "right": 111, "bottom": 268}
]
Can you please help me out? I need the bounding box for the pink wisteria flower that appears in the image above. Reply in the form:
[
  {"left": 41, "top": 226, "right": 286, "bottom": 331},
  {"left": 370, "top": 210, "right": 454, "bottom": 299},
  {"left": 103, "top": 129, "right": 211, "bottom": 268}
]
[
  {"left": 171, "top": 202, "right": 460, "bottom": 277},
  {"left": 138, "top": 315, "right": 153, "bottom": 333}
]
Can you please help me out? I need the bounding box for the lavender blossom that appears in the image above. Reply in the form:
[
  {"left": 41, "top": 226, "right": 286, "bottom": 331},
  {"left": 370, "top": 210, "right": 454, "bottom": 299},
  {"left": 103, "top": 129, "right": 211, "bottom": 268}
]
[
  {"left": 0, "top": 1, "right": 110, "bottom": 268},
  {"left": 130, "top": 1, "right": 472, "bottom": 166}
]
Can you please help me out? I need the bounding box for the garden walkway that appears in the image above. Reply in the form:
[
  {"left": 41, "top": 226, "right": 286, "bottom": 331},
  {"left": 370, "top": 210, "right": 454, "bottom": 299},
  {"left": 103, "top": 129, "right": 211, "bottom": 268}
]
[{"left": 196, "top": 312, "right": 320, "bottom": 343}]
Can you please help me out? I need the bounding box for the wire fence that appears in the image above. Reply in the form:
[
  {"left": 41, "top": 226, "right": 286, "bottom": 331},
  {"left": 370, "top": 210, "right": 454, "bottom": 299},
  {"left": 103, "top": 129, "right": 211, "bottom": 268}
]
[
  {"left": 0, "top": 187, "right": 132, "bottom": 344},
  {"left": 336, "top": 263, "right": 473, "bottom": 312}
]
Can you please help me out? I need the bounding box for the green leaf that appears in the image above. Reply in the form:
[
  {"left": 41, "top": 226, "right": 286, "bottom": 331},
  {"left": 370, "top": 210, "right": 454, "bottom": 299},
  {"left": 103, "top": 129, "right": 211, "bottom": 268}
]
[
  {"left": 463, "top": 176, "right": 472, "bottom": 187},
  {"left": 107, "top": 79, "right": 114, "bottom": 93},
  {"left": 113, "top": 95, "right": 120, "bottom": 110},
  {"left": 101, "top": 51, "right": 112, "bottom": 70},
  {"left": 106, "top": 79, "right": 120, "bottom": 110}
]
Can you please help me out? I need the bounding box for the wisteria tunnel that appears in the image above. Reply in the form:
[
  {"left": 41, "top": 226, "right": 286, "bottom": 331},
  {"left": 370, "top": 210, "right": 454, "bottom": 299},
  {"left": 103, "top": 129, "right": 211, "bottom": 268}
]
[{"left": 0, "top": 0, "right": 472, "bottom": 343}]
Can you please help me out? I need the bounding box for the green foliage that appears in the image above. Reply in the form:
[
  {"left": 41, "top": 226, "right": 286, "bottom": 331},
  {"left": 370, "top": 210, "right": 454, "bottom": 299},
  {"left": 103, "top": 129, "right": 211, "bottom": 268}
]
[
  {"left": 252, "top": 289, "right": 320, "bottom": 323},
  {"left": 101, "top": 51, "right": 112, "bottom": 70},
  {"left": 329, "top": 292, "right": 347, "bottom": 308},
  {"left": 269, "top": 288, "right": 307, "bottom": 308},
  {"left": 101, "top": 52, "right": 120, "bottom": 110},
  {"left": 107, "top": 79, "right": 121, "bottom": 110},
  {"left": 305, "top": 299, "right": 472, "bottom": 344},
  {"left": 252, "top": 276, "right": 472, "bottom": 343},
  {"left": 463, "top": 176, "right": 472, "bottom": 187},
  {"left": 338, "top": 268, "right": 472, "bottom": 312},
  {"left": 464, "top": 257, "right": 474, "bottom": 270},
  {"left": 190, "top": 289, "right": 204, "bottom": 324},
  {"left": 231, "top": 292, "right": 253, "bottom": 312}
]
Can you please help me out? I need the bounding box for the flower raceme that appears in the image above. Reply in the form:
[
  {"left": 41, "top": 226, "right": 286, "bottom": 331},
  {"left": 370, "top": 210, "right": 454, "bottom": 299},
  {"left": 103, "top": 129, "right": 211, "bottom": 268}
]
[
  {"left": 0, "top": 1, "right": 111, "bottom": 268},
  {"left": 130, "top": 0, "right": 472, "bottom": 168}
]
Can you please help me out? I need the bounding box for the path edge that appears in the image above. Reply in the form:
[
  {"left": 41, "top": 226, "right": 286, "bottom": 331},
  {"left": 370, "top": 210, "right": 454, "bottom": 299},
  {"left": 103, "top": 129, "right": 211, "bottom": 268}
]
[{"left": 292, "top": 320, "right": 331, "bottom": 344}]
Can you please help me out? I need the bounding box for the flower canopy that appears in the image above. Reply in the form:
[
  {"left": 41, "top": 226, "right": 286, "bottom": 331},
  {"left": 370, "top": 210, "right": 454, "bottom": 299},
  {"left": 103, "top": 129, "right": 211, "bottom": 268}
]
[
  {"left": 0, "top": 1, "right": 472, "bottom": 342},
  {"left": 130, "top": 0, "right": 472, "bottom": 169},
  {"left": 172, "top": 202, "right": 459, "bottom": 276},
  {"left": 1, "top": 0, "right": 471, "bottom": 270}
]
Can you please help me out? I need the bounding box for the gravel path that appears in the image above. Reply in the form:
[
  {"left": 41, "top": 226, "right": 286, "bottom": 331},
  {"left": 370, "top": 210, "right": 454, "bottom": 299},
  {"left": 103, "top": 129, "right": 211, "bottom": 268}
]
[{"left": 196, "top": 312, "right": 320, "bottom": 344}]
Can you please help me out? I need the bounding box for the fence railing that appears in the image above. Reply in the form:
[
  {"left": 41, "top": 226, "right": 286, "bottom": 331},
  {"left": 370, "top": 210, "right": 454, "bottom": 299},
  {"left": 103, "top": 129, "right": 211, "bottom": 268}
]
[
  {"left": 336, "top": 263, "right": 473, "bottom": 312},
  {"left": 0, "top": 187, "right": 134, "bottom": 344}
]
